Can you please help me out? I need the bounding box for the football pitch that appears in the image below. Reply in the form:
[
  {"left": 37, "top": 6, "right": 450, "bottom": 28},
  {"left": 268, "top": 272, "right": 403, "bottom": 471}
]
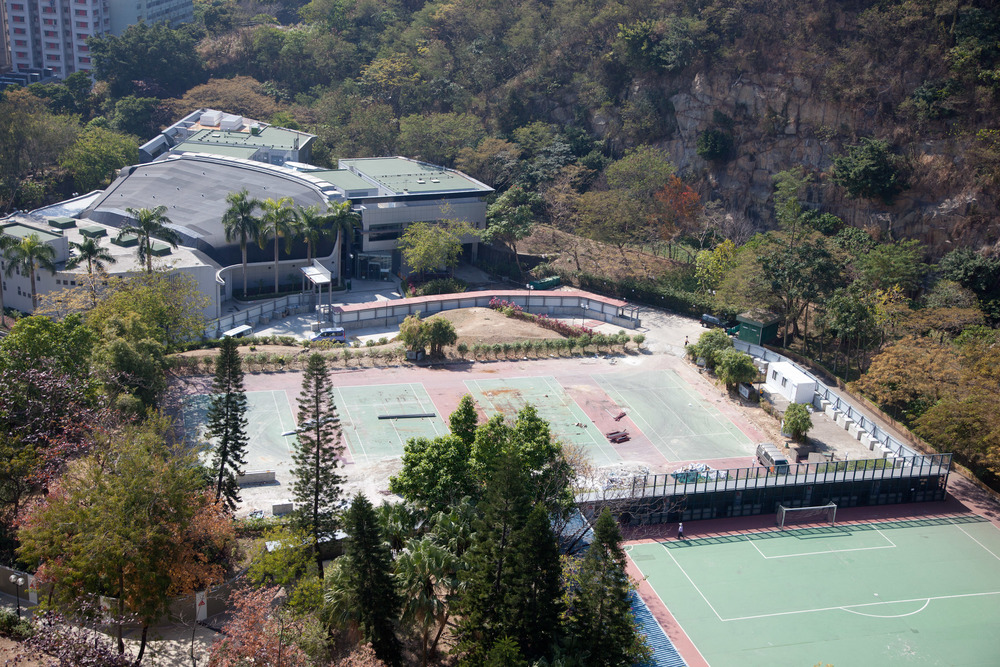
[{"left": 629, "top": 516, "right": 1000, "bottom": 666}]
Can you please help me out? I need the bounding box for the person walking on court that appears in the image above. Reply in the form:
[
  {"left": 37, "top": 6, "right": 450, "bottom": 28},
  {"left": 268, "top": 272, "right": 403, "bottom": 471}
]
[
  {"left": 678, "top": 522, "right": 684, "bottom": 540},
  {"left": 684, "top": 336, "right": 689, "bottom": 347}
]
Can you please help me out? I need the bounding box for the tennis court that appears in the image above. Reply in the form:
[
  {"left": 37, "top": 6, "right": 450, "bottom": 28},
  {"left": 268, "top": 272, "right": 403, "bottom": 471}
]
[
  {"left": 332, "top": 383, "right": 448, "bottom": 465},
  {"left": 596, "top": 369, "right": 752, "bottom": 461},
  {"left": 629, "top": 516, "right": 1000, "bottom": 666},
  {"left": 181, "top": 390, "right": 298, "bottom": 471},
  {"left": 465, "top": 376, "right": 620, "bottom": 466}
]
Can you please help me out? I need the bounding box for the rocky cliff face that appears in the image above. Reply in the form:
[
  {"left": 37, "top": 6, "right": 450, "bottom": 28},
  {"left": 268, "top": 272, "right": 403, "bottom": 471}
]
[{"left": 604, "top": 67, "right": 998, "bottom": 256}]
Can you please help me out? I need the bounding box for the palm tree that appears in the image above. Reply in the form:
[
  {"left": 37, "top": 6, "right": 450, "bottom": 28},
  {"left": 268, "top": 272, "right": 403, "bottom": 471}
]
[
  {"left": 0, "top": 233, "right": 18, "bottom": 328},
  {"left": 258, "top": 197, "right": 297, "bottom": 296},
  {"left": 326, "top": 200, "right": 361, "bottom": 286},
  {"left": 294, "top": 204, "right": 335, "bottom": 290},
  {"left": 221, "top": 189, "right": 262, "bottom": 299},
  {"left": 395, "top": 537, "right": 459, "bottom": 666},
  {"left": 4, "top": 233, "right": 57, "bottom": 310},
  {"left": 67, "top": 236, "right": 117, "bottom": 307},
  {"left": 121, "top": 206, "right": 181, "bottom": 273}
]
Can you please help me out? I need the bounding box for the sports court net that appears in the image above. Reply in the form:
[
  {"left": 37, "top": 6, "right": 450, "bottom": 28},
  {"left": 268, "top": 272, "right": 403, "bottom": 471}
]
[{"left": 777, "top": 503, "right": 837, "bottom": 529}]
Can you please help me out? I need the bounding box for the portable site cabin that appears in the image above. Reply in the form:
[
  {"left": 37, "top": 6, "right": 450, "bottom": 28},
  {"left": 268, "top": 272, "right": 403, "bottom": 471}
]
[
  {"left": 764, "top": 361, "right": 817, "bottom": 404},
  {"left": 737, "top": 311, "right": 783, "bottom": 345}
]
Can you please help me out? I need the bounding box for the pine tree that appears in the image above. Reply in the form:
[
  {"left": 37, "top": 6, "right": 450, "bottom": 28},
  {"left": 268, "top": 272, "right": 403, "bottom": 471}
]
[
  {"left": 205, "top": 336, "right": 249, "bottom": 511},
  {"left": 506, "top": 504, "right": 562, "bottom": 662},
  {"left": 293, "top": 353, "right": 344, "bottom": 576},
  {"left": 456, "top": 458, "right": 560, "bottom": 663},
  {"left": 566, "top": 508, "right": 650, "bottom": 666},
  {"left": 342, "top": 493, "right": 402, "bottom": 666}
]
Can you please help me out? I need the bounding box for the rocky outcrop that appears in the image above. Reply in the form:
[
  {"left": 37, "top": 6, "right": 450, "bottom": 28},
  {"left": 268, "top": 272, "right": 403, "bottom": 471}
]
[{"left": 617, "top": 68, "right": 998, "bottom": 255}]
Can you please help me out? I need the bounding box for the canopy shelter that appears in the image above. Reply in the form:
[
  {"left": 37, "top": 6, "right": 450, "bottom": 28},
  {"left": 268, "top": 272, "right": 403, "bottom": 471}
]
[{"left": 301, "top": 261, "right": 334, "bottom": 324}]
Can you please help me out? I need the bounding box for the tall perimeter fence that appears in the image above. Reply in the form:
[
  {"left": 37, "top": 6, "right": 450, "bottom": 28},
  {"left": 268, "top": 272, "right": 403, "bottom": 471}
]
[{"left": 577, "top": 341, "right": 952, "bottom": 525}]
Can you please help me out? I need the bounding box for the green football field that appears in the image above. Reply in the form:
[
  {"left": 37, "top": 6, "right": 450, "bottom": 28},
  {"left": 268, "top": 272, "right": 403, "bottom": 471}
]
[{"left": 629, "top": 516, "right": 1000, "bottom": 666}]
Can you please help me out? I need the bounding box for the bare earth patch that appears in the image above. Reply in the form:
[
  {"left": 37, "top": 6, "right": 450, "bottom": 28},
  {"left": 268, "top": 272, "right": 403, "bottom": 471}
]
[{"left": 428, "top": 307, "right": 564, "bottom": 346}]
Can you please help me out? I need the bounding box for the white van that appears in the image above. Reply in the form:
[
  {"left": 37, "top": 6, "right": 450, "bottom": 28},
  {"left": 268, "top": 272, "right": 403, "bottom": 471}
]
[
  {"left": 222, "top": 324, "right": 253, "bottom": 339},
  {"left": 756, "top": 442, "right": 790, "bottom": 474}
]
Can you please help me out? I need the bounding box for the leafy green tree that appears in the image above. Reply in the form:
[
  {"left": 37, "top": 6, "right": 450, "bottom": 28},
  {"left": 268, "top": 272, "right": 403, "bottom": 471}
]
[
  {"left": 696, "top": 128, "right": 733, "bottom": 161},
  {"left": 563, "top": 509, "right": 650, "bottom": 667},
  {"left": 0, "top": 314, "right": 94, "bottom": 380},
  {"left": 338, "top": 493, "right": 402, "bottom": 665},
  {"left": 121, "top": 206, "right": 181, "bottom": 273},
  {"left": 482, "top": 187, "right": 542, "bottom": 278},
  {"left": 84, "top": 270, "right": 207, "bottom": 349},
  {"left": 782, "top": 403, "right": 813, "bottom": 441},
  {"left": 18, "top": 417, "right": 235, "bottom": 661},
  {"left": 206, "top": 337, "right": 249, "bottom": 511},
  {"left": 694, "top": 239, "right": 738, "bottom": 292},
  {"left": 858, "top": 239, "right": 926, "bottom": 293},
  {"left": 425, "top": 317, "right": 458, "bottom": 357},
  {"left": 832, "top": 138, "right": 906, "bottom": 203},
  {"left": 4, "top": 233, "right": 56, "bottom": 309},
  {"left": 110, "top": 96, "right": 168, "bottom": 138},
  {"left": 449, "top": 394, "right": 480, "bottom": 446},
  {"left": 89, "top": 21, "right": 206, "bottom": 98},
  {"left": 59, "top": 126, "right": 138, "bottom": 192},
  {"left": 399, "top": 312, "right": 429, "bottom": 354},
  {"left": 714, "top": 348, "right": 758, "bottom": 389},
  {"left": 259, "top": 197, "right": 297, "bottom": 295},
  {"left": 399, "top": 220, "right": 477, "bottom": 278},
  {"left": 294, "top": 203, "right": 335, "bottom": 290},
  {"left": 505, "top": 504, "right": 562, "bottom": 662},
  {"left": 293, "top": 353, "right": 345, "bottom": 574},
  {"left": 688, "top": 328, "right": 733, "bottom": 371},
  {"left": 389, "top": 435, "right": 475, "bottom": 513},
  {"left": 92, "top": 312, "right": 168, "bottom": 409},
  {"left": 221, "top": 189, "right": 262, "bottom": 298},
  {"left": 66, "top": 236, "right": 117, "bottom": 307},
  {"left": 397, "top": 113, "right": 485, "bottom": 167}
]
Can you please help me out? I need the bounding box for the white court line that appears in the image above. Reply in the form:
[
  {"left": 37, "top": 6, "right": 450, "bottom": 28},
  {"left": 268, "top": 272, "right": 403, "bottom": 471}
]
[
  {"left": 723, "top": 591, "right": 1000, "bottom": 622},
  {"left": 270, "top": 391, "right": 295, "bottom": 455},
  {"left": 334, "top": 387, "right": 370, "bottom": 465},
  {"left": 950, "top": 520, "right": 1000, "bottom": 563},
  {"left": 540, "top": 376, "right": 608, "bottom": 446},
  {"left": 628, "top": 547, "right": 713, "bottom": 667},
  {"left": 409, "top": 383, "right": 444, "bottom": 437},
  {"left": 744, "top": 533, "right": 897, "bottom": 559},
  {"left": 662, "top": 545, "right": 726, "bottom": 622}
]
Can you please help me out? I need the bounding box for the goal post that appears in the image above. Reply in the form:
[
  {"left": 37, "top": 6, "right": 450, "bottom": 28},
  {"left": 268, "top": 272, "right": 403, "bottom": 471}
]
[{"left": 777, "top": 503, "right": 837, "bottom": 529}]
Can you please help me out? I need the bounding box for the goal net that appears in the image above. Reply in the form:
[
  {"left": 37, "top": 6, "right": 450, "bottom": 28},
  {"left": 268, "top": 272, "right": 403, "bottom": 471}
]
[{"left": 777, "top": 503, "right": 837, "bottom": 529}]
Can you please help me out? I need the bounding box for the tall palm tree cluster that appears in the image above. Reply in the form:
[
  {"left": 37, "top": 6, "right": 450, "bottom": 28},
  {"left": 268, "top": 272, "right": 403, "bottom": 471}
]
[
  {"left": 0, "top": 195, "right": 360, "bottom": 327},
  {"left": 221, "top": 189, "right": 360, "bottom": 298}
]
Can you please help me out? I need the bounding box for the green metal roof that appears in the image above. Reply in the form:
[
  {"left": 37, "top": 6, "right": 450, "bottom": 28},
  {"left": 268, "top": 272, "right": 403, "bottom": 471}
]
[
  {"left": 79, "top": 225, "right": 107, "bottom": 238},
  {"left": 307, "top": 169, "right": 376, "bottom": 192},
  {"left": 174, "top": 141, "right": 262, "bottom": 160},
  {"left": 339, "top": 157, "right": 492, "bottom": 195},
  {"left": 1, "top": 224, "right": 62, "bottom": 242},
  {"left": 185, "top": 126, "right": 309, "bottom": 152},
  {"left": 150, "top": 241, "right": 173, "bottom": 256}
]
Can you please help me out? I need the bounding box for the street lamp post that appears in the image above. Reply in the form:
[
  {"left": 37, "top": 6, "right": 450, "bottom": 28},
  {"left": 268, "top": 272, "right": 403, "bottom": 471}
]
[{"left": 8, "top": 574, "right": 24, "bottom": 618}]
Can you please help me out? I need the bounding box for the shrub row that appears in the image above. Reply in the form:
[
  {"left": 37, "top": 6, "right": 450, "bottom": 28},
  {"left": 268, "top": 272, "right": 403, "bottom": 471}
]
[
  {"left": 407, "top": 277, "right": 468, "bottom": 296},
  {"left": 488, "top": 297, "right": 596, "bottom": 337},
  {"left": 0, "top": 608, "right": 34, "bottom": 641},
  {"left": 555, "top": 271, "right": 716, "bottom": 318}
]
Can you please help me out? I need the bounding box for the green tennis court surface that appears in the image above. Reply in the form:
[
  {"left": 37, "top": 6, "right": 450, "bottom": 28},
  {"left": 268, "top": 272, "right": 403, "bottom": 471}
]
[
  {"left": 465, "top": 376, "right": 620, "bottom": 466},
  {"left": 629, "top": 516, "right": 1000, "bottom": 666},
  {"left": 333, "top": 383, "right": 447, "bottom": 465},
  {"left": 596, "top": 369, "right": 752, "bottom": 461},
  {"left": 181, "top": 390, "right": 297, "bottom": 470}
]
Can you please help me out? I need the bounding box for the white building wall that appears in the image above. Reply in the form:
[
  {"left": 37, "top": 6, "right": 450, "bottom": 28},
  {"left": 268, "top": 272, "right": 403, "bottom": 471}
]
[
  {"left": 764, "top": 361, "right": 817, "bottom": 404},
  {"left": 6, "top": 0, "right": 107, "bottom": 74},
  {"left": 359, "top": 199, "right": 486, "bottom": 253}
]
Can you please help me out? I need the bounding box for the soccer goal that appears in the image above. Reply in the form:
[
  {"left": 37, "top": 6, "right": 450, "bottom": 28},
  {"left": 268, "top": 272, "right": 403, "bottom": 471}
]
[{"left": 777, "top": 503, "right": 837, "bottom": 529}]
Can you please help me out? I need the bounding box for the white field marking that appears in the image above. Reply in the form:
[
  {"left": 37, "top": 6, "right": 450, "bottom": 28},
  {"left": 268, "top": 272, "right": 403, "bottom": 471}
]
[
  {"left": 949, "top": 520, "right": 1000, "bottom": 563},
  {"left": 840, "top": 599, "right": 931, "bottom": 618},
  {"left": 333, "top": 387, "right": 370, "bottom": 465},
  {"left": 409, "top": 384, "right": 444, "bottom": 437},
  {"left": 629, "top": 548, "right": 713, "bottom": 667},
  {"left": 744, "top": 530, "right": 896, "bottom": 559},
  {"left": 539, "top": 376, "right": 608, "bottom": 447},
  {"left": 661, "top": 544, "right": 726, "bottom": 622},
  {"left": 595, "top": 377, "right": 682, "bottom": 460},
  {"left": 721, "top": 591, "right": 1000, "bottom": 623},
  {"left": 270, "top": 391, "right": 295, "bottom": 455}
]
